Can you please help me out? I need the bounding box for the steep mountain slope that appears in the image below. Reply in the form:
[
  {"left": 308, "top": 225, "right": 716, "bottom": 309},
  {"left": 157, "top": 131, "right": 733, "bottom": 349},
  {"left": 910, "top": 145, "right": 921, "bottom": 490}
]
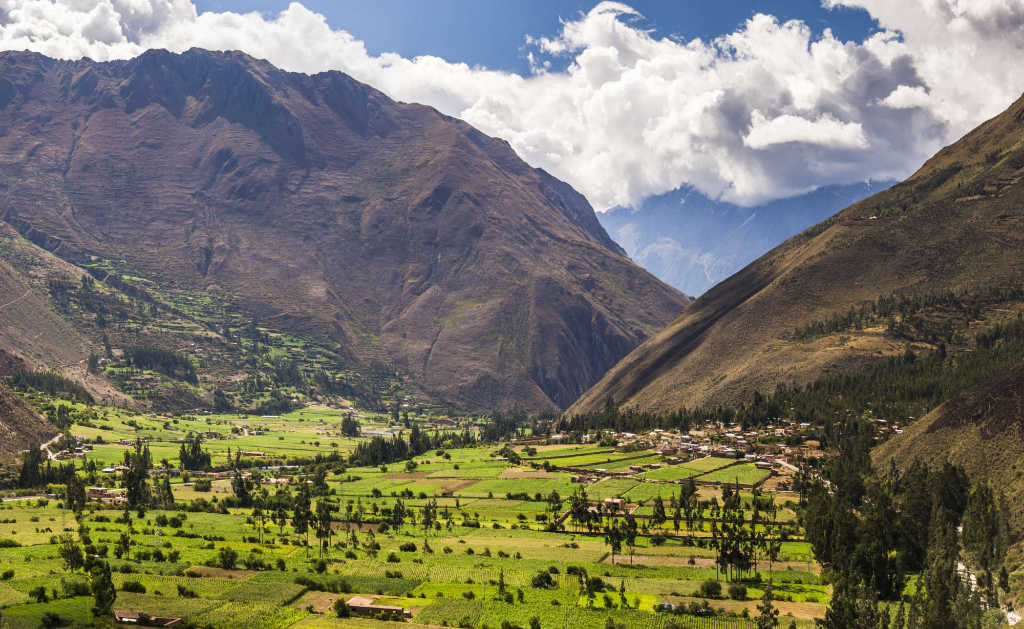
[
  {"left": 873, "top": 359, "right": 1024, "bottom": 528},
  {"left": 599, "top": 181, "right": 892, "bottom": 296},
  {"left": 569, "top": 91, "right": 1024, "bottom": 415},
  {"left": 0, "top": 49, "right": 687, "bottom": 411},
  {"left": 0, "top": 383, "right": 55, "bottom": 462}
]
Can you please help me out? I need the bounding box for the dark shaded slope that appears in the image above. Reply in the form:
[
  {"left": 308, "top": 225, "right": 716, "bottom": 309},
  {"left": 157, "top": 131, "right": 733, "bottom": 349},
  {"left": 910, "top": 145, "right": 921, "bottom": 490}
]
[{"left": 0, "top": 383, "right": 55, "bottom": 462}]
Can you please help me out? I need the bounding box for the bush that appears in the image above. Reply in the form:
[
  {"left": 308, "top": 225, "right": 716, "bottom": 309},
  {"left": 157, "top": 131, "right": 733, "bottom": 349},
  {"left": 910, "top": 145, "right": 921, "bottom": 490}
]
[
  {"left": 698, "top": 580, "right": 722, "bottom": 599},
  {"left": 177, "top": 584, "right": 198, "bottom": 598},
  {"left": 194, "top": 479, "right": 212, "bottom": 492},
  {"left": 40, "top": 612, "right": 63, "bottom": 629},
  {"left": 1, "top": 569, "right": 13, "bottom": 580},
  {"left": 334, "top": 597, "right": 351, "bottom": 618},
  {"left": 727, "top": 584, "right": 747, "bottom": 600},
  {"left": 531, "top": 570, "right": 556, "bottom": 589},
  {"left": 399, "top": 542, "right": 417, "bottom": 552},
  {"left": 121, "top": 580, "right": 147, "bottom": 593},
  {"left": 218, "top": 546, "right": 238, "bottom": 570}
]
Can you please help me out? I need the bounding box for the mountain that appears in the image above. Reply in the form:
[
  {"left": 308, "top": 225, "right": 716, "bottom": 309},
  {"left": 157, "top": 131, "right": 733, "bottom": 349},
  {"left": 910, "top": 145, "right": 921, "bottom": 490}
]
[
  {"left": 0, "top": 383, "right": 55, "bottom": 462},
  {"left": 569, "top": 90, "right": 1024, "bottom": 416},
  {"left": 0, "top": 49, "right": 687, "bottom": 412},
  {"left": 873, "top": 360, "right": 1024, "bottom": 529},
  {"left": 598, "top": 182, "right": 893, "bottom": 296}
]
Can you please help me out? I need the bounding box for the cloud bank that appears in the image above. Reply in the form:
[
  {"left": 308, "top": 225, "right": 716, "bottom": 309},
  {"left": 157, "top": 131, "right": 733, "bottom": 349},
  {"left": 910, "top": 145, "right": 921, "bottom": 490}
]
[{"left": 2, "top": 0, "right": 1024, "bottom": 209}]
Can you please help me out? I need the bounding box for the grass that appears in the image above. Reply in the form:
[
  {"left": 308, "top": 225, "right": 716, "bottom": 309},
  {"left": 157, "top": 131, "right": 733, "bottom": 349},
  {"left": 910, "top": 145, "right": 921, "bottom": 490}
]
[
  {"left": 0, "top": 402, "right": 825, "bottom": 628},
  {"left": 696, "top": 463, "right": 770, "bottom": 486}
]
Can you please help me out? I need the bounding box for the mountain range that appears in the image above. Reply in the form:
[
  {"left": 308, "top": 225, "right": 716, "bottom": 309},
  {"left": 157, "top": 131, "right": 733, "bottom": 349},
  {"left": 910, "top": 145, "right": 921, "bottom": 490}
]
[
  {"left": 598, "top": 181, "right": 894, "bottom": 296},
  {"left": 0, "top": 49, "right": 687, "bottom": 413}
]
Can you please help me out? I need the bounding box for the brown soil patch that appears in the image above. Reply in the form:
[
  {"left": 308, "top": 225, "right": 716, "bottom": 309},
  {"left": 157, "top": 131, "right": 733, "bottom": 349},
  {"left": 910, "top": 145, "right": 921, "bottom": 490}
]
[
  {"left": 293, "top": 590, "right": 343, "bottom": 613},
  {"left": 499, "top": 468, "right": 555, "bottom": 479},
  {"left": 439, "top": 480, "right": 479, "bottom": 494},
  {"left": 606, "top": 554, "right": 819, "bottom": 573},
  {"left": 666, "top": 596, "right": 826, "bottom": 620},
  {"left": 185, "top": 565, "right": 256, "bottom": 579}
]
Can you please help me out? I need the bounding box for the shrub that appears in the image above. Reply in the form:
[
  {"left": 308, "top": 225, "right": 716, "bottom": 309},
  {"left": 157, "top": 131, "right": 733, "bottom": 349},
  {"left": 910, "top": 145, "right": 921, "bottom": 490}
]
[
  {"left": 698, "top": 580, "right": 722, "bottom": 599},
  {"left": 218, "top": 547, "right": 238, "bottom": 570},
  {"left": 177, "top": 584, "right": 198, "bottom": 598},
  {"left": 398, "top": 542, "right": 417, "bottom": 552},
  {"left": 334, "top": 597, "right": 351, "bottom": 618},
  {"left": 1, "top": 569, "right": 13, "bottom": 580},
  {"left": 531, "top": 570, "right": 556, "bottom": 589},
  {"left": 727, "top": 584, "right": 747, "bottom": 600},
  {"left": 121, "top": 580, "right": 147, "bottom": 593}
]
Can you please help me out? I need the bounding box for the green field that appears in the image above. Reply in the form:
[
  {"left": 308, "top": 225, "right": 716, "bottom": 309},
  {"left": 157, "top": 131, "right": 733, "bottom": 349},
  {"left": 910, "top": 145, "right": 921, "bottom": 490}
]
[
  {"left": 0, "top": 401, "right": 823, "bottom": 628},
  {"left": 695, "top": 463, "right": 770, "bottom": 486}
]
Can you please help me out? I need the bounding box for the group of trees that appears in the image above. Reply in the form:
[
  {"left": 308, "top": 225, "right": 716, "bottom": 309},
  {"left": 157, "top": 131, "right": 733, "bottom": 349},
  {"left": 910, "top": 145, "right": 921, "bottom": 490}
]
[
  {"left": 6, "top": 370, "right": 94, "bottom": 404},
  {"left": 17, "top": 443, "right": 77, "bottom": 489},
  {"left": 178, "top": 436, "right": 212, "bottom": 471},
  {"left": 792, "top": 283, "right": 1024, "bottom": 344},
  {"left": 806, "top": 419, "right": 1009, "bottom": 628},
  {"left": 348, "top": 427, "right": 476, "bottom": 467},
  {"left": 125, "top": 346, "right": 198, "bottom": 385}
]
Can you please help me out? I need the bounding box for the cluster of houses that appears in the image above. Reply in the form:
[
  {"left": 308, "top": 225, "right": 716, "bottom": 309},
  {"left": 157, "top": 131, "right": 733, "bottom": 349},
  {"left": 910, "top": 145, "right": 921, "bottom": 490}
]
[
  {"left": 610, "top": 423, "right": 833, "bottom": 466},
  {"left": 87, "top": 487, "right": 126, "bottom": 506},
  {"left": 51, "top": 443, "right": 92, "bottom": 460}
]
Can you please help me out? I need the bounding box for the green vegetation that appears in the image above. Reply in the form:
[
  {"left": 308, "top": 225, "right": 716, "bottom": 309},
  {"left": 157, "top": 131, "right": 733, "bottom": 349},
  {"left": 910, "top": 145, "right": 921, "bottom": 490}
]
[{"left": 0, "top": 395, "right": 826, "bottom": 628}]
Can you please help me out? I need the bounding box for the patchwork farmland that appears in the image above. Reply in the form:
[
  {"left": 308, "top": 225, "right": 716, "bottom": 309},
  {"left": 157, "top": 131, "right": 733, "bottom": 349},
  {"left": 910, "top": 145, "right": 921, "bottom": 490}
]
[{"left": 0, "top": 400, "right": 822, "bottom": 628}]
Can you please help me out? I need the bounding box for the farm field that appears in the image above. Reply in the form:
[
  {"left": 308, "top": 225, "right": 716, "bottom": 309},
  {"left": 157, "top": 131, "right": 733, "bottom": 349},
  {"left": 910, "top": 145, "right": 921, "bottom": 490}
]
[
  {"left": 694, "top": 464, "right": 770, "bottom": 486},
  {"left": 0, "top": 402, "right": 824, "bottom": 628},
  {"left": 642, "top": 457, "right": 735, "bottom": 482}
]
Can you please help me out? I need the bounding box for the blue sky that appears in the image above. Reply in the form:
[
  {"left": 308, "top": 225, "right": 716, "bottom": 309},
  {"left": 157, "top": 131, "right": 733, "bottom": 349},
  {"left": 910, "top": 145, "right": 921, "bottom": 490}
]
[
  {"left": 194, "top": 0, "right": 881, "bottom": 75},
  {"left": 5, "top": 0, "right": 1023, "bottom": 211}
]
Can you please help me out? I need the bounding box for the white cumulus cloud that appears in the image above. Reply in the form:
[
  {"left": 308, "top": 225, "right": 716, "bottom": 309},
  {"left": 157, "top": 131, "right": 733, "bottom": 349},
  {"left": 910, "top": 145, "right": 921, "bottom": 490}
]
[{"left": 1, "top": 0, "right": 1024, "bottom": 209}]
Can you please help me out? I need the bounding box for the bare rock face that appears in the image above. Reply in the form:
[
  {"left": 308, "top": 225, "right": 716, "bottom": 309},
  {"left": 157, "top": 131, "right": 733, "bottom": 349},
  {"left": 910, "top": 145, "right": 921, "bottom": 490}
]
[{"left": 0, "top": 49, "right": 687, "bottom": 411}]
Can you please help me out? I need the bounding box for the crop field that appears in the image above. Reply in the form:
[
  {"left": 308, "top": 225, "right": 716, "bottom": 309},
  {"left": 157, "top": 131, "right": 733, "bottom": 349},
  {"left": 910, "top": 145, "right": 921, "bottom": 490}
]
[
  {"left": 694, "top": 464, "right": 770, "bottom": 486},
  {"left": 0, "top": 403, "right": 825, "bottom": 629}
]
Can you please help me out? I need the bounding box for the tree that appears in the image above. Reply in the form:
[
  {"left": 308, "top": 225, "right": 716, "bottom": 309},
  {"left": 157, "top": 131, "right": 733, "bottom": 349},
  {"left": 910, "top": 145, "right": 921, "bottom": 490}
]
[
  {"left": 58, "top": 534, "right": 84, "bottom": 572},
  {"left": 652, "top": 495, "right": 666, "bottom": 526},
  {"left": 122, "top": 439, "right": 152, "bottom": 511},
  {"left": 18, "top": 443, "right": 45, "bottom": 488},
  {"left": 178, "top": 436, "right": 212, "bottom": 471},
  {"left": 315, "top": 499, "right": 334, "bottom": 557},
  {"left": 293, "top": 483, "right": 312, "bottom": 554},
  {"left": 155, "top": 475, "right": 175, "bottom": 510},
  {"left": 756, "top": 587, "right": 779, "bottom": 629},
  {"left": 64, "top": 474, "right": 86, "bottom": 513},
  {"left": 218, "top": 546, "right": 238, "bottom": 570},
  {"left": 90, "top": 561, "right": 116, "bottom": 617},
  {"left": 623, "top": 515, "right": 638, "bottom": 565},
  {"left": 341, "top": 414, "right": 360, "bottom": 437},
  {"left": 232, "top": 468, "right": 253, "bottom": 507},
  {"left": 333, "top": 597, "right": 350, "bottom": 618},
  {"left": 604, "top": 521, "right": 623, "bottom": 565},
  {"left": 818, "top": 579, "right": 889, "bottom": 629}
]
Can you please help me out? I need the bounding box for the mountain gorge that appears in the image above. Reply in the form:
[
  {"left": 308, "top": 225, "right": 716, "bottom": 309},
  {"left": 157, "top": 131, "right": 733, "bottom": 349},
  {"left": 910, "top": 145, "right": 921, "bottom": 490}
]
[
  {"left": 0, "top": 49, "right": 687, "bottom": 413},
  {"left": 598, "top": 181, "right": 893, "bottom": 296},
  {"left": 570, "top": 89, "right": 1024, "bottom": 416}
]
